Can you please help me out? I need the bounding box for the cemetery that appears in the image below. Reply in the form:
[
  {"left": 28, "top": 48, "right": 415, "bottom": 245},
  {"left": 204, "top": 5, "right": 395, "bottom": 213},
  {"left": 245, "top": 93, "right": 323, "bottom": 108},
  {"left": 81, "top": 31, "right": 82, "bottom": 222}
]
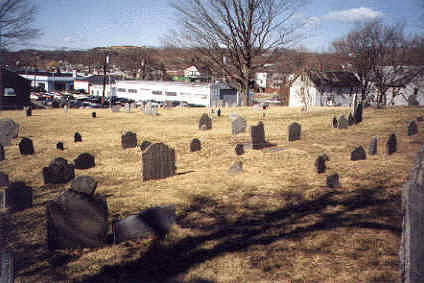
[{"left": 0, "top": 104, "right": 423, "bottom": 282}]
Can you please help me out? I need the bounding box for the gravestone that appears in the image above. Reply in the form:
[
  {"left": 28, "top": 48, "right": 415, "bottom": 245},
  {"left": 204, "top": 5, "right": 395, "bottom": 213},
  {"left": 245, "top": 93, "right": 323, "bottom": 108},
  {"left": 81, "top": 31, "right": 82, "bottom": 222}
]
[
  {"left": 56, "top": 142, "right": 64, "bottom": 151},
  {"left": 121, "top": 131, "right": 137, "bottom": 149},
  {"left": 228, "top": 160, "right": 243, "bottom": 175},
  {"left": 352, "top": 93, "right": 358, "bottom": 113},
  {"left": 386, "top": 134, "right": 397, "bottom": 155},
  {"left": 64, "top": 104, "right": 68, "bottom": 113},
  {"left": 337, "top": 115, "right": 348, "bottom": 129},
  {"left": 0, "top": 172, "right": 9, "bottom": 187},
  {"left": 217, "top": 109, "right": 221, "bottom": 117},
  {"left": 74, "top": 153, "right": 95, "bottom": 169},
  {"left": 92, "top": 112, "right": 96, "bottom": 118},
  {"left": 18, "top": 137, "right": 34, "bottom": 155},
  {"left": 142, "top": 143, "right": 176, "bottom": 181},
  {"left": 348, "top": 113, "right": 355, "bottom": 126},
  {"left": 0, "top": 119, "right": 19, "bottom": 146},
  {"left": 315, "top": 154, "right": 329, "bottom": 174},
  {"left": 231, "top": 115, "right": 247, "bottom": 135},
  {"left": 190, "top": 138, "right": 201, "bottom": 152},
  {"left": 0, "top": 251, "right": 15, "bottom": 283},
  {"left": 250, "top": 121, "right": 265, "bottom": 150},
  {"left": 235, "top": 144, "right": 244, "bottom": 156},
  {"left": 327, "top": 173, "right": 339, "bottom": 188},
  {"left": 368, "top": 136, "right": 378, "bottom": 155},
  {"left": 354, "top": 102, "right": 363, "bottom": 124},
  {"left": 46, "top": 190, "right": 108, "bottom": 250},
  {"left": 139, "top": 140, "right": 152, "bottom": 151},
  {"left": 74, "top": 132, "right": 82, "bottom": 143},
  {"left": 25, "top": 106, "right": 32, "bottom": 117},
  {"left": 5, "top": 182, "right": 32, "bottom": 211},
  {"left": 124, "top": 103, "right": 130, "bottom": 113},
  {"left": 113, "top": 214, "right": 154, "bottom": 243},
  {"left": 42, "top": 157, "right": 75, "bottom": 185},
  {"left": 199, "top": 113, "right": 212, "bottom": 130},
  {"left": 0, "top": 145, "right": 4, "bottom": 161},
  {"left": 332, "top": 117, "right": 338, "bottom": 128},
  {"left": 407, "top": 121, "right": 418, "bottom": 136},
  {"left": 111, "top": 105, "right": 121, "bottom": 112},
  {"left": 350, "top": 146, "right": 366, "bottom": 161},
  {"left": 287, "top": 122, "right": 301, "bottom": 142},
  {"left": 70, "top": 175, "right": 97, "bottom": 196}
]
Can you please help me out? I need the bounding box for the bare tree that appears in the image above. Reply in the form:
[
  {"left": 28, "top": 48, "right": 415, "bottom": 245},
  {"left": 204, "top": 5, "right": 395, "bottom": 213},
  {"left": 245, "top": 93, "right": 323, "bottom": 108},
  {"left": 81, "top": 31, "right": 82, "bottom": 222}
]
[
  {"left": 170, "top": 0, "right": 307, "bottom": 106},
  {"left": 0, "top": 0, "right": 40, "bottom": 50}
]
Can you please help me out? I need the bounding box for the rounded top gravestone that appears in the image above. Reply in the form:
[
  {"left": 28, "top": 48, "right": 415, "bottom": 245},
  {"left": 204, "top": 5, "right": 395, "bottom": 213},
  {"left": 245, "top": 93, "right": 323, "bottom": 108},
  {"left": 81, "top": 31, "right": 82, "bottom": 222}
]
[
  {"left": 287, "top": 122, "right": 301, "bottom": 142},
  {"left": 0, "top": 119, "right": 19, "bottom": 146}
]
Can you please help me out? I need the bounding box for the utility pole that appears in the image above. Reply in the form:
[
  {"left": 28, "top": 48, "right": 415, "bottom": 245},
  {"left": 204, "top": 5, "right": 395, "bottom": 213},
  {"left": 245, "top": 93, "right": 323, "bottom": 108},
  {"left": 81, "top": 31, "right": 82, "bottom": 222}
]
[{"left": 102, "top": 53, "right": 110, "bottom": 107}]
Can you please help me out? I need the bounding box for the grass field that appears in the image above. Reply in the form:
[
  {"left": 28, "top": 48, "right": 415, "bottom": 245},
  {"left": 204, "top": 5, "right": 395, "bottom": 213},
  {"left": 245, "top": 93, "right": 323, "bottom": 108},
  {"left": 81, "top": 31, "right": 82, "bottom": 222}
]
[{"left": 0, "top": 105, "right": 423, "bottom": 282}]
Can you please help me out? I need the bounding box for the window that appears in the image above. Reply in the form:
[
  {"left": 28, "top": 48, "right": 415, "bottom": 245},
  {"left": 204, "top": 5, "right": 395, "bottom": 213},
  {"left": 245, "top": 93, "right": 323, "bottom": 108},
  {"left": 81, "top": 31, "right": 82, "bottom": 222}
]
[
  {"left": 128, "top": 89, "right": 137, "bottom": 93},
  {"left": 117, "top": 88, "right": 127, "bottom": 92},
  {"left": 165, "top": 91, "right": 177, "bottom": 96},
  {"left": 4, "top": 88, "right": 16, "bottom": 96},
  {"left": 152, "top": 90, "right": 162, "bottom": 95}
]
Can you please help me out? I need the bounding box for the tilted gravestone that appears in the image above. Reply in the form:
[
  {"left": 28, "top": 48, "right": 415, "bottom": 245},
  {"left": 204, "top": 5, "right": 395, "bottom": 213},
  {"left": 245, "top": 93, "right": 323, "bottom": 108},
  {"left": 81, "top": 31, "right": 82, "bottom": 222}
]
[
  {"left": 315, "top": 154, "right": 329, "bottom": 174},
  {"left": 327, "top": 173, "right": 339, "bottom": 188},
  {"left": 250, "top": 121, "right": 266, "bottom": 150},
  {"left": 56, "top": 142, "right": 64, "bottom": 151},
  {"left": 337, "top": 115, "right": 348, "bottom": 129},
  {"left": 0, "top": 251, "right": 15, "bottom": 283},
  {"left": 190, "top": 138, "right": 201, "bottom": 152},
  {"left": 70, "top": 175, "right": 97, "bottom": 196},
  {"left": 369, "top": 136, "right": 378, "bottom": 155},
  {"left": 235, "top": 144, "right": 244, "bottom": 156},
  {"left": 74, "top": 153, "right": 95, "bottom": 169},
  {"left": 231, "top": 115, "right": 247, "bottom": 135},
  {"left": 288, "top": 122, "right": 301, "bottom": 142},
  {"left": 348, "top": 113, "right": 355, "bottom": 126},
  {"left": 139, "top": 140, "right": 152, "bottom": 151},
  {"left": 407, "top": 121, "right": 418, "bottom": 136},
  {"left": 228, "top": 160, "right": 243, "bottom": 175},
  {"left": 46, "top": 189, "right": 108, "bottom": 250},
  {"left": 121, "top": 132, "right": 137, "bottom": 149},
  {"left": 199, "top": 113, "right": 212, "bottom": 130},
  {"left": 386, "top": 134, "right": 397, "bottom": 155},
  {"left": 0, "top": 172, "right": 9, "bottom": 187},
  {"left": 92, "top": 112, "right": 96, "bottom": 118},
  {"left": 399, "top": 151, "right": 424, "bottom": 283},
  {"left": 42, "top": 157, "right": 75, "bottom": 185},
  {"left": 19, "top": 137, "right": 34, "bottom": 155},
  {"left": 351, "top": 146, "right": 366, "bottom": 161},
  {"left": 354, "top": 102, "right": 363, "bottom": 124},
  {"left": 0, "top": 145, "right": 4, "bottom": 161},
  {"left": 332, "top": 117, "right": 338, "bottom": 128},
  {"left": 74, "top": 132, "right": 82, "bottom": 143},
  {"left": 0, "top": 119, "right": 19, "bottom": 146},
  {"left": 5, "top": 182, "right": 33, "bottom": 211},
  {"left": 142, "top": 143, "right": 176, "bottom": 181}
]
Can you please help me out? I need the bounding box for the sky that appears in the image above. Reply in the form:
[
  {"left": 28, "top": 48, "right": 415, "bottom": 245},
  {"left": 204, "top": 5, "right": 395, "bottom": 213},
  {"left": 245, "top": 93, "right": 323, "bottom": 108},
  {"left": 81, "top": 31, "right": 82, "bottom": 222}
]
[{"left": 22, "top": 0, "right": 423, "bottom": 52}]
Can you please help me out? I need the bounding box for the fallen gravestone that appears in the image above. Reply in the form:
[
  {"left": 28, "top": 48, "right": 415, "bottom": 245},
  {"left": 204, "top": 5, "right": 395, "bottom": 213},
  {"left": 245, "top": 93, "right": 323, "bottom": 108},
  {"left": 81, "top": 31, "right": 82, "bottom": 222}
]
[
  {"left": 142, "top": 143, "right": 176, "bottom": 181},
  {"left": 332, "top": 117, "right": 338, "bottom": 128},
  {"left": 18, "top": 137, "right": 34, "bottom": 155},
  {"left": 0, "top": 251, "right": 15, "bottom": 283},
  {"left": 386, "top": 134, "right": 397, "bottom": 155},
  {"left": 228, "top": 160, "right": 243, "bottom": 175},
  {"left": 337, "top": 115, "right": 348, "bottom": 129},
  {"left": 0, "top": 119, "right": 19, "bottom": 146},
  {"left": 56, "top": 142, "right": 64, "bottom": 151},
  {"left": 139, "top": 140, "right": 152, "bottom": 151},
  {"left": 407, "top": 121, "right": 418, "bottom": 136},
  {"left": 348, "top": 113, "right": 355, "bottom": 126},
  {"left": 74, "top": 132, "right": 82, "bottom": 143},
  {"left": 5, "top": 182, "right": 32, "bottom": 211},
  {"left": 121, "top": 131, "right": 137, "bottom": 149},
  {"left": 42, "top": 157, "right": 75, "bottom": 185},
  {"left": 190, "top": 138, "right": 201, "bottom": 152},
  {"left": 0, "top": 172, "right": 9, "bottom": 187},
  {"left": 231, "top": 115, "right": 247, "bottom": 135},
  {"left": 74, "top": 153, "right": 95, "bottom": 169},
  {"left": 315, "top": 154, "right": 329, "bottom": 174},
  {"left": 235, "top": 144, "right": 244, "bottom": 156},
  {"left": 250, "top": 121, "right": 266, "bottom": 149},
  {"left": 70, "top": 175, "right": 97, "bottom": 196},
  {"left": 0, "top": 145, "right": 4, "bottom": 161},
  {"left": 92, "top": 112, "right": 96, "bottom": 118},
  {"left": 287, "top": 122, "right": 301, "bottom": 142},
  {"left": 327, "top": 173, "right": 339, "bottom": 188},
  {"left": 199, "top": 113, "right": 212, "bottom": 130},
  {"left": 351, "top": 146, "right": 366, "bottom": 161},
  {"left": 46, "top": 189, "right": 108, "bottom": 250},
  {"left": 369, "top": 136, "right": 378, "bottom": 155}
]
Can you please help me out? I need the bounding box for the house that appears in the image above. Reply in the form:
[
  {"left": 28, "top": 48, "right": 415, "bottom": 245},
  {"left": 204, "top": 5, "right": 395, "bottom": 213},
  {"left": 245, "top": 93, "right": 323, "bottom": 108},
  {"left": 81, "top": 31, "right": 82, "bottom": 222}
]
[
  {"left": 289, "top": 70, "right": 361, "bottom": 107},
  {"left": 18, "top": 70, "right": 75, "bottom": 92},
  {"left": 183, "top": 65, "right": 210, "bottom": 82},
  {"left": 74, "top": 75, "right": 120, "bottom": 96},
  {"left": 0, "top": 68, "right": 31, "bottom": 110}
]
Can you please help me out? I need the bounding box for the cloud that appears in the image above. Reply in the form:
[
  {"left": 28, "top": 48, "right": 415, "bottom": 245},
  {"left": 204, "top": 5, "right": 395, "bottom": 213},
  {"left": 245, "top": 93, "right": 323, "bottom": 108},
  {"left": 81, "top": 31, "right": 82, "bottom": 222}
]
[
  {"left": 323, "top": 7, "right": 383, "bottom": 22},
  {"left": 63, "top": 36, "right": 72, "bottom": 42}
]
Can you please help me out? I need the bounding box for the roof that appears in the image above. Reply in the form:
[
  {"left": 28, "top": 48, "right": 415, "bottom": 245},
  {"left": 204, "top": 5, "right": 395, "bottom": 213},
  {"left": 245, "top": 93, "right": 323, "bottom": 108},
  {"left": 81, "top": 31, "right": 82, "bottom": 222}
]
[
  {"left": 18, "top": 70, "right": 75, "bottom": 78},
  {"left": 75, "top": 75, "right": 120, "bottom": 84},
  {"left": 306, "top": 70, "right": 361, "bottom": 88}
]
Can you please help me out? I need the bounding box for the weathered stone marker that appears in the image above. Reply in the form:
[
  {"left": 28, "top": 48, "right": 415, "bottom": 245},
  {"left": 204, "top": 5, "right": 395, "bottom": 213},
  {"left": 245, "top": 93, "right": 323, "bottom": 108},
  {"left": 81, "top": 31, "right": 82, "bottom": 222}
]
[
  {"left": 250, "top": 122, "right": 265, "bottom": 150},
  {"left": 315, "top": 154, "right": 329, "bottom": 174},
  {"left": 326, "top": 173, "right": 339, "bottom": 188},
  {"left": 217, "top": 109, "right": 221, "bottom": 117},
  {"left": 231, "top": 115, "right": 247, "bottom": 135},
  {"left": 351, "top": 146, "right": 366, "bottom": 161},
  {"left": 56, "top": 142, "right": 64, "bottom": 151},
  {"left": 42, "top": 157, "right": 75, "bottom": 185},
  {"left": 121, "top": 131, "right": 137, "bottom": 149},
  {"left": 142, "top": 143, "right": 176, "bottom": 181},
  {"left": 407, "top": 121, "right": 418, "bottom": 136},
  {"left": 5, "top": 182, "right": 32, "bottom": 211},
  {"left": 354, "top": 102, "right": 363, "bottom": 124},
  {"left": 0, "top": 119, "right": 19, "bottom": 147},
  {"left": 0, "top": 251, "right": 15, "bottom": 283},
  {"left": 199, "top": 113, "right": 212, "bottom": 130},
  {"left": 92, "top": 112, "right": 96, "bottom": 118},
  {"left": 368, "top": 136, "right": 378, "bottom": 155},
  {"left": 332, "top": 117, "right": 338, "bottom": 128},
  {"left": 235, "top": 144, "right": 244, "bottom": 156},
  {"left": 227, "top": 160, "right": 243, "bottom": 175},
  {"left": 74, "top": 132, "right": 82, "bottom": 143},
  {"left": 337, "top": 115, "right": 348, "bottom": 129},
  {"left": 287, "top": 122, "right": 301, "bottom": 142},
  {"left": 190, "top": 138, "right": 201, "bottom": 152},
  {"left": 74, "top": 153, "right": 95, "bottom": 169},
  {"left": 18, "top": 137, "right": 34, "bottom": 155},
  {"left": 386, "top": 134, "right": 397, "bottom": 155}
]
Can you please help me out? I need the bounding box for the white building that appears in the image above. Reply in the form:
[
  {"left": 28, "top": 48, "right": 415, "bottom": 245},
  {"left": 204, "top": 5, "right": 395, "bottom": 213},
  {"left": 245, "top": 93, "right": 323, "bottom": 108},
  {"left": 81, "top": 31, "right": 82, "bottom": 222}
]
[
  {"left": 74, "top": 75, "right": 118, "bottom": 96},
  {"left": 19, "top": 71, "right": 75, "bottom": 92},
  {"left": 112, "top": 80, "right": 237, "bottom": 107}
]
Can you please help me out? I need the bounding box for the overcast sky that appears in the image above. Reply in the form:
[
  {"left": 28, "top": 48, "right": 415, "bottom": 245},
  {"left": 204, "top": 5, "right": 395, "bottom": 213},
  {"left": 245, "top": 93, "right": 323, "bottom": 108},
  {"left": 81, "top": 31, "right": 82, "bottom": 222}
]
[{"left": 25, "top": 0, "right": 423, "bottom": 52}]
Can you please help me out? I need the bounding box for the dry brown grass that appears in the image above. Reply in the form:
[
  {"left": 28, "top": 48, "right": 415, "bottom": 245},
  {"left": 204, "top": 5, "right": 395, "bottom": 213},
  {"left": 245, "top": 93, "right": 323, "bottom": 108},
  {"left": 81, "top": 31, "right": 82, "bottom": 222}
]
[{"left": 0, "top": 105, "right": 423, "bottom": 282}]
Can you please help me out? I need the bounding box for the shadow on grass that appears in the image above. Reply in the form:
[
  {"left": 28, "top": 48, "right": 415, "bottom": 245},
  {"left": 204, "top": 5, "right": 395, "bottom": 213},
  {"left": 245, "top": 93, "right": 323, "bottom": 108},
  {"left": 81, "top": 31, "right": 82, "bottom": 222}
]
[{"left": 80, "top": 185, "right": 401, "bottom": 283}]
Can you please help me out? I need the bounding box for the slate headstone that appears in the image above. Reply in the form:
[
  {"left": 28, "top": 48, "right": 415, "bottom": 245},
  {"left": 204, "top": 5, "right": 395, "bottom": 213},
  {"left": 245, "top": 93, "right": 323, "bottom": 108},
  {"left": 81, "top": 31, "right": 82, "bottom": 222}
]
[
  {"left": 56, "top": 142, "right": 64, "bottom": 151},
  {"left": 0, "top": 145, "right": 4, "bottom": 161},
  {"left": 141, "top": 143, "right": 176, "bottom": 181},
  {"left": 46, "top": 190, "right": 108, "bottom": 250},
  {"left": 0, "top": 172, "right": 9, "bottom": 187},
  {"left": 70, "top": 175, "right": 97, "bottom": 196},
  {"left": 408, "top": 121, "right": 418, "bottom": 136},
  {"left": 18, "top": 137, "right": 34, "bottom": 155},
  {"left": 121, "top": 131, "right": 137, "bottom": 149},
  {"left": 92, "top": 112, "right": 96, "bottom": 118},
  {"left": 74, "top": 153, "right": 95, "bottom": 169},
  {"left": 231, "top": 115, "right": 247, "bottom": 135},
  {"left": 315, "top": 154, "right": 329, "bottom": 174},
  {"left": 327, "top": 173, "right": 339, "bottom": 188},
  {"left": 350, "top": 146, "right": 366, "bottom": 161},
  {"left": 0, "top": 119, "right": 19, "bottom": 146},
  {"left": 337, "top": 115, "right": 348, "bottom": 129},
  {"left": 354, "top": 102, "right": 363, "bottom": 124},
  {"left": 74, "top": 132, "right": 82, "bottom": 143},
  {"left": 287, "top": 122, "right": 301, "bottom": 142},
  {"left": 348, "top": 113, "right": 355, "bottom": 126},
  {"left": 235, "top": 144, "right": 244, "bottom": 156},
  {"left": 250, "top": 121, "right": 265, "bottom": 150},
  {"left": 228, "top": 160, "right": 243, "bottom": 175},
  {"left": 386, "top": 134, "right": 397, "bottom": 155},
  {"left": 199, "top": 113, "right": 212, "bottom": 130},
  {"left": 190, "top": 138, "right": 201, "bottom": 152},
  {"left": 42, "top": 157, "right": 75, "bottom": 185},
  {"left": 0, "top": 251, "right": 15, "bottom": 283},
  {"left": 332, "top": 117, "right": 338, "bottom": 128},
  {"left": 368, "top": 136, "right": 378, "bottom": 155},
  {"left": 5, "top": 182, "right": 32, "bottom": 211},
  {"left": 139, "top": 140, "right": 152, "bottom": 151}
]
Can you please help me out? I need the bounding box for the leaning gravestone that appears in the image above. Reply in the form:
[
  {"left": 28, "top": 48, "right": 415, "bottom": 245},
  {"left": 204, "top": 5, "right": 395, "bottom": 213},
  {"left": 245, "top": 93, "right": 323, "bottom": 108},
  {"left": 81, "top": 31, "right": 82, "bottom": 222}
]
[
  {"left": 74, "top": 153, "right": 95, "bottom": 169},
  {"left": 315, "top": 154, "right": 329, "bottom": 174},
  {"left": 42, "top": 158, "right": 75, "bottom": 185},
  {"left": 287, "top": 122, "right": 301, "bottom": 142},
  {"left": 70, "top": 175, "right": 97, "bottom": 195},
  {"left": 56, "top": 142, "right": 64, "bottom": 151},
  {"left": 369, "top": 136, "right": 378, "bottom": 155},
  {"left": 407, "top": 121, "right": 418, "bottom": 136},
  {"left": 235, "top": 144, "right": 244, "bottom": 156},
  {"left": 190, "top": 138, "right": 201, "bottom": 152},
  {"left": 0, "top": 251, "right": 15, "bottom": 283},
  {"left": 46, "top": 189, "right": 108, "bottom": 250},
  {"left": 0, "top": 172, "right": 9, "bottom": 187},
  {"left": 337, "top": 115, "right": 348, "bottom": 129},
  {"left": 327, "top": 173, "right": 339, "bottom": 188},
  {"left": 5, "top": 182, "right": 32, "bottom": 211},
  {"left": 74, "top": 132, "right": 82, "bottom": 143},
  {"left": 121, "top": 131, "right": 137, "bottom": 149},
  {"left": 386, "top": 134, "right": 397, "bottom": 155},
  {"left": 0, "top": 119, "right": 19, "bottom": 146},
  {"left": 199, "top": 113, "right": 212, "bottom": 130},
  {"left": 348, "top": 113, "right": 355, "bottom": 126},
  {"left": 231, "top": 115, "right": 247, "bottom": 135},
  {"left": 351, "top": 146, "right": 366, "bottom": 161},
  {"left": 0, "top": 145, "right": 4, "bottom": 161},
  {"left": 19, "top": 137, "right": 34, "bottom": 155},
  {"left": 332, "top": 117, "right": 338, "bottom": 128},
  {"left": 250, "top": 122, "right": 266, "bottom": 150},
  {"left": 142, "top": 143, "right": 176, "bottom": 181}
]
